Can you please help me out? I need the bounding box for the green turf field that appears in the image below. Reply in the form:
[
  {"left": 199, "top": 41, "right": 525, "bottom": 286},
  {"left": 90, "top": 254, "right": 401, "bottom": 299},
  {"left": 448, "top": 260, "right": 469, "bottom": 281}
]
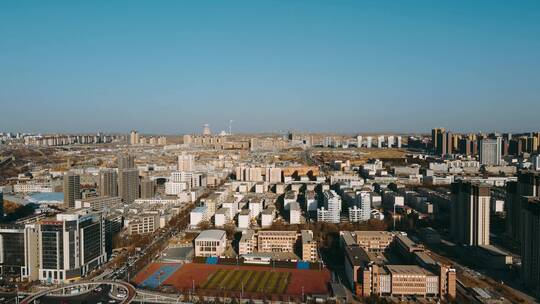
[{"left": 200, "top": 269, "right": 291, "bottom": 294}]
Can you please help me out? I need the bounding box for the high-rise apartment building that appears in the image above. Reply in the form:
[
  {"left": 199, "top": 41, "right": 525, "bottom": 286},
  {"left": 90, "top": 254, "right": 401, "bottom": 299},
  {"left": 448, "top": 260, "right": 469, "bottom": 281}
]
[
  {"left": 178, "top": 152, "right": 194, "bottom": 172},
  {"left": 140, "top": 177, "right": 155, "bottom": 199},
  {"left": 435, "top": 130, "right": 453, "bottom": 156},
  {"left": 479, "top": 137, "right": 502, "bottom": 166},
  {"left": 431, "top": 128, "right": 445, "bottom": 151},
  {"left": 202, "top": 124, "right": 211, "bottom": 136},
  {"left": 532, "top": 155, "right": 540, "bottom": 171},
  {"left": 377, "top": 136, "right": 384, "bottom": 148},
  {"left": 366, "top": 136, "right": 373, "bottom": 148},
  {"left": 117, "top": 154, "right": 138, "bottom": 203},
  {"left": 117, "top": 154, "right": 135, "bottom": 170},
  {"left": 450, "top": 181, "right": 491, "bottom": 246},
  {"left": 520, "top": 197, "right": 540, "bottom": 295},
  {"left": 129, "top": 130, "right": 139, "bottom": 145},
  {"left": 63, "top": 172, "right": 81, "bottom": 208},
  {"left": 98, "top": 169, "right": 118, "bottom": 197},
  {"left": 505, "top": 171, "right": 540, "bottom": 241},
  {"left": 119, "top": 168, "right": 139, "bottom": 204},
  {"left": 317, "top": 190, "right": 342, "bottom": 223}
]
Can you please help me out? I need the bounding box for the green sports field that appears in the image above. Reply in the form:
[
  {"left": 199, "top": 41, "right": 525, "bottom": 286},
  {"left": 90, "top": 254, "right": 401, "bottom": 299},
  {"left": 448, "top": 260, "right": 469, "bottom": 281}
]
[{"left": 200, "top": 269, "right": 291, "bottom": 294}]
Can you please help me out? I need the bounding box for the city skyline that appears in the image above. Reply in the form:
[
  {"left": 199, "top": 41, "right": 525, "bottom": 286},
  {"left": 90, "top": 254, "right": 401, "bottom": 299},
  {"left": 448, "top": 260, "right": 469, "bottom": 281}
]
[{"left": 1, "top": 1, "right": 539, "bottom": 134}]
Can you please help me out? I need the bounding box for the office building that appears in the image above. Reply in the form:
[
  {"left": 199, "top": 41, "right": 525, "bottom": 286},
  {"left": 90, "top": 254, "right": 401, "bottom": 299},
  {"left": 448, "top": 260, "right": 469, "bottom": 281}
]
[
  {"left": 451, "top": 181, "right": 491, "bottom": 246},
  {"left": 39, "top": 212, "right": 106, "bottom": 283},
  {"left": 194, "top": 229, "right": 226, "bottom": 257},
  {"left": 63, "top": 172, "right": 81, "bottom": 208},
  {"left": 98, "top": 169, "right": 118, "bottom": 197},
  {"left": 479, "top": 137, "right": 502, "bottom": 166},
  {"left": 0, "top": 224, "right": 40, "bottom": 281}
]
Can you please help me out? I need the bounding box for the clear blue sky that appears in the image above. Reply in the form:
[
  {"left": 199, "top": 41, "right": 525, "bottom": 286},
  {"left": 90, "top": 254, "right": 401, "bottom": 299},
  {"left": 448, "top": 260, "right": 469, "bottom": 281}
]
[{"left": 1, "top": 1, "right": 539, "bottom": 134}]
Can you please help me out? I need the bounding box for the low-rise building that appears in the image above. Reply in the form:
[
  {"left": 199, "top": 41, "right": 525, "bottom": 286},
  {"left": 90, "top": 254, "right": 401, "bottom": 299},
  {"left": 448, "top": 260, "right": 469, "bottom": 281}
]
[
  {"left": 75, "top": 196, "right": 122, "bottom": 210},
  {"left": 128, "top": 212, "right": 160, "bottom": 235},
  {"left": 194, "top": 229, "right": 227, "bottom": 257}
]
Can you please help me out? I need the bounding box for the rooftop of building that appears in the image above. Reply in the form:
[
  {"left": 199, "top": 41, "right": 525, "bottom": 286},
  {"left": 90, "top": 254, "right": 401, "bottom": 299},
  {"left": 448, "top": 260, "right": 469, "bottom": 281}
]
[
  {"left": 257, "top": 230, "right": 298, "bottom": 236},
  {"left": 241, "top": 251, "right": 299, "bottom": 261},
  {"left": 192, "top": 206, "right": 207, "bottom": 213},
  {"left": 301, "top": 230, "right": 314, "bottom": 243},
  {"left": 395, "top": 234, "right": 423, "bottom": 249},
  {"left": 216, "top": 207, "right": 229, "bottom": 215},
  {"left": 261, "top": 207, "right": 275, "bottom": 215},
  {"left": 340, "top": 231, "right": 357, "bottom": 247},
  {"left": 239, "top": 230, "right": 256, "bottom": 243},
  {"left": 196, "top": 229, "right": 226, "bottom": 241},
  {"left": 386, "top": 265, "right": 433, "bottom": 276},
  {"left": 354, "top": 230, "right": 394, "bottom": 237},
  {"left": 345, "top": 246, "right": 372, "bottom": 266}
]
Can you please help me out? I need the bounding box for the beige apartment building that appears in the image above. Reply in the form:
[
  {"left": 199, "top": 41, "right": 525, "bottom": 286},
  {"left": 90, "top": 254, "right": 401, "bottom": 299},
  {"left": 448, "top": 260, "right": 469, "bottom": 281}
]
[
  {"left": 451, "top": 181, "right": 491, "bottom": 246},
  {"left": 128, "top": 212, "right": 160, "bottom": 235},
  {"left": 301, "top": 230, "right": 318, "bottom": 262}
]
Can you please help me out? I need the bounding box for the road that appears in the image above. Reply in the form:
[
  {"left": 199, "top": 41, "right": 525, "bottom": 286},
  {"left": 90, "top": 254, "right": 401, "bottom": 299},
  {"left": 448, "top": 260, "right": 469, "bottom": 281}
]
[{"left": 37, "top": 285, "right": 115, "bottom": 304}]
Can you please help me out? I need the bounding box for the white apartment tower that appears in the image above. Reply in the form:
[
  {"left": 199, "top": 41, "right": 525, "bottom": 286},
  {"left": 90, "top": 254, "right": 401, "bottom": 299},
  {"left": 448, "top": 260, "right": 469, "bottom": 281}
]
[
  {"left": 479, "top": 137, "right": 502, "bottom": 166},
  {"left": 317, "top": 190, "right": 342, "bottom": 223}
]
